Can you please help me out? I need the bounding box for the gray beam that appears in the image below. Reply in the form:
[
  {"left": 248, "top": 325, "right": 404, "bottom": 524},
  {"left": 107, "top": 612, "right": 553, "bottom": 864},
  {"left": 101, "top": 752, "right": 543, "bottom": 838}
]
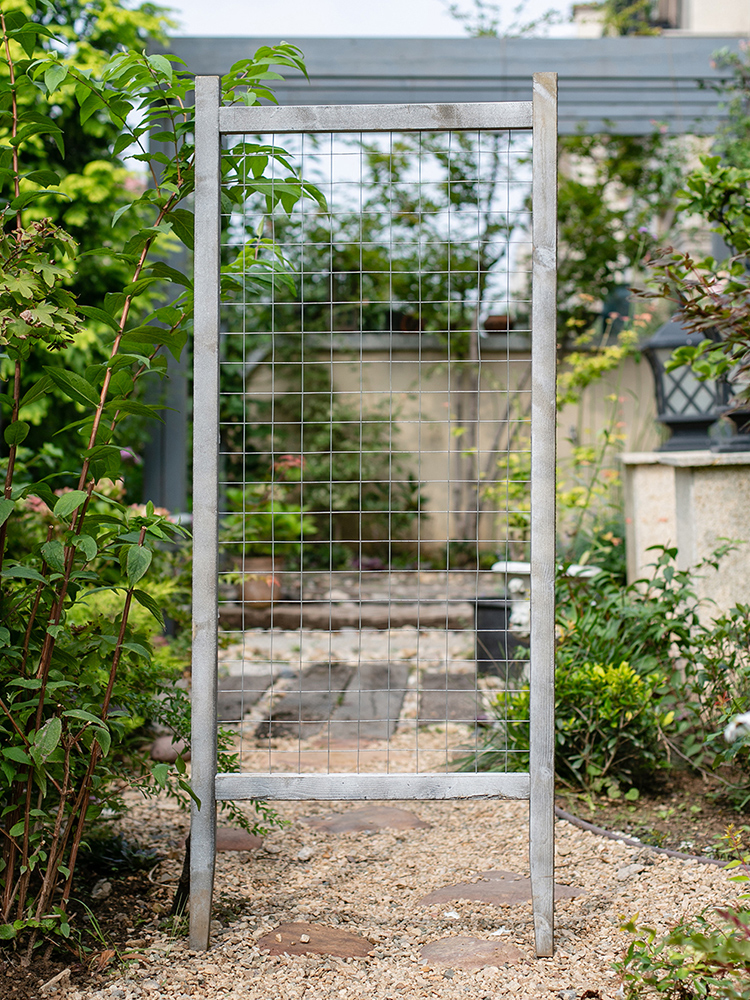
[{"left": 165, "top": 35, "right": 744, "bottom": 135}]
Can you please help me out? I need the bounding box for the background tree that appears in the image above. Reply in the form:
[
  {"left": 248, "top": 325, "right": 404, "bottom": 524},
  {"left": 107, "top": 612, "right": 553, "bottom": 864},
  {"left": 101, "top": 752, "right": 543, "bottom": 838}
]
[
  {"left": 642, "top": 46, "right": 750, "bottom": 408},
  {"left": 0, "top": 0, "right": 175, "bottom": 496}
]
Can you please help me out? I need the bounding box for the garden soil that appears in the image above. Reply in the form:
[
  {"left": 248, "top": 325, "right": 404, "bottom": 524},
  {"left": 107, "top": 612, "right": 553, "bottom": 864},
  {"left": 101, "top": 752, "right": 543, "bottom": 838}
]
[{"left": 0, "top": 764, "right": 744, "bottom": 1000}]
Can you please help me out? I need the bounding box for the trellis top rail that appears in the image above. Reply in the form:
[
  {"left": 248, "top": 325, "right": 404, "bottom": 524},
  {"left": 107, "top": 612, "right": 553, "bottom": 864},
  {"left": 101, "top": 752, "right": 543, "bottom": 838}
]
[{"left": 218, "top": 100, "right": 533, "bottom": 134}]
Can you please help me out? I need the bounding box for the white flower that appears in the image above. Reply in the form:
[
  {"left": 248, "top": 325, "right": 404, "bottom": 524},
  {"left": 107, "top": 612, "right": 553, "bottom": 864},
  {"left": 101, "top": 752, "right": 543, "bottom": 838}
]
[{"left": 724, "top": 713, "right": 750, "bottom": 743}]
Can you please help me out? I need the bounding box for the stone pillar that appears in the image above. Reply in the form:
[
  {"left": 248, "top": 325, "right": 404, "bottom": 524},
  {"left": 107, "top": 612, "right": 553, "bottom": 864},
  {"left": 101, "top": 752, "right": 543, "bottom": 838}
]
[{"left": 621, "top": 451, "right": 750, "bottom": 617}]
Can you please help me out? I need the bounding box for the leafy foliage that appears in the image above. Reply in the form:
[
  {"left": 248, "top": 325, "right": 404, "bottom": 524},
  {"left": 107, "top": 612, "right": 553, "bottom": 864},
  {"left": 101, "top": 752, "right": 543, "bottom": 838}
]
[
  {"left": 557, "top": 131, "right": 687, "bottom": 343},
  {"left": 0, "top": 2, "right": 311, "bottom": 955},
  {"left": 617, "top": 828, "right": 750, "bottom": 999},
  {"left": 687, "top": 605, "right": 750, "bottom": 808},
  {"left": 464, "top": 546, "right": 741, "bottom": 793},
  {"left": 640, "top": 45, "right": 750, "bottom": 410},
  {"left": 0, "top": 0, "right": 176, "bottom": 488},
  {"left": 478, "top": 659, "right": 670, "bottom": 790}
]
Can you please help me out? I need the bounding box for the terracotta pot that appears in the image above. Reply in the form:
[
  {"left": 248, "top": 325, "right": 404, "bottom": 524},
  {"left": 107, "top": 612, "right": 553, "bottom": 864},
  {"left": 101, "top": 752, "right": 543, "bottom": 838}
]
[
  {"left": 483, "top": 314, "right": 512, "bottom": 332},
  {"left": 240, "top": 556, "right": 281, "bottom": 606}
]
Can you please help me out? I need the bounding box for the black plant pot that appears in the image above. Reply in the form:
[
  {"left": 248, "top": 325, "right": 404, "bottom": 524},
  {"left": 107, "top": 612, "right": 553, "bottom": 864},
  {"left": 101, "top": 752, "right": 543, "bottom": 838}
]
[{"left": 475, "top": 598, "right": 529, "bottom": 683}]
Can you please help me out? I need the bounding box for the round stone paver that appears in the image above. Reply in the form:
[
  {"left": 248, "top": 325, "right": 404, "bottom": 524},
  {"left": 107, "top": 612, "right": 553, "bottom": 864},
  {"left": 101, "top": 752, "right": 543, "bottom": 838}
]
[
  {"left": 420, "top": 936, "right": 524, "bottom": 969},
  {"left": 256, "top": 922, "right": 373, "bottom": 958},
  {"left": 418, "top": 869, "right": 584, "bottom": 906},
  {"left": 215, "top": 827, "right": 263, "bottom": 851}
]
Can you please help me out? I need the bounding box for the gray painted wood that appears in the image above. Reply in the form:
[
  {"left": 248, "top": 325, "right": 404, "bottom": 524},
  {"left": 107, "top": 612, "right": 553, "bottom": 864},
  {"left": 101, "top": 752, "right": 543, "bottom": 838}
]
[
  {"left": 190, "top": 79, "right": 559, "bottom": 957},
  {"left": 190, "top": 75, "right": 221, "bottom": 953},
  {"left": 215, "top": 772, "right": 531, "bottom": 800},
  {"left": 220, "top": 101, "right": 532, "bottom": 134},
  {"left": 167, "top": 36, "right": 742, "bottom": 135},
  {"left": 530, "top": 72, "right": 558, "bottom": 959}
]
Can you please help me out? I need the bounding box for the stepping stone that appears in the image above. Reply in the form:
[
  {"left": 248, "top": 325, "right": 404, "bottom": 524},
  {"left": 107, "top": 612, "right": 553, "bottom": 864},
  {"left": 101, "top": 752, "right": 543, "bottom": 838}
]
[
  {"left": 418, "top": 672, "right": 479, "bottom": 725},
  {"left": 419, "top": 869, "right": 584, "bottom": 906},
  {"left": 420, "top": 936, "right": 524, "bottom": 969},
  {"left": 150, "top": 735, "right": 189, "bottom": 763},
  {"left": 216, "top": 827, "right": 263, "bottom": 852},
  {"left": 217, "top": 673, "right": 273, "bottom": 722},
  {"left": 256, "top": 922, "right": 373, "bottom": 958},
  {"left": 255, "top": 662, "right": 354, "bottom": 739},
  {"left": 305, "top": 805, "right": 431, "bottom": 833},
  {"left": 328, "top": 661, "right": 410, "bottom": 740}
]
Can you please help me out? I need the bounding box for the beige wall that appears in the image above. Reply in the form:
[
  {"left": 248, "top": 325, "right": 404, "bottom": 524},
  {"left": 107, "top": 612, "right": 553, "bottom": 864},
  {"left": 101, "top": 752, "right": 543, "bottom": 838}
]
[
  {"left": 244, "top": 341, "right": 658, "bottom": 551},
  {"left": 679, "top": 0, "right": 750, "bottom": 34}
]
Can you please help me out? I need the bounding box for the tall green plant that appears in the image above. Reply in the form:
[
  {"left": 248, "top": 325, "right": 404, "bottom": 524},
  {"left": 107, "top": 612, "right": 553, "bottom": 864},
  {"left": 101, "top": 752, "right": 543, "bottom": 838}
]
[
  {"left": 0, "top": 4, "right": 315, "bottom": 954},
  {"left": 0, "top": 0, "right": 179, "bottom": 491}
]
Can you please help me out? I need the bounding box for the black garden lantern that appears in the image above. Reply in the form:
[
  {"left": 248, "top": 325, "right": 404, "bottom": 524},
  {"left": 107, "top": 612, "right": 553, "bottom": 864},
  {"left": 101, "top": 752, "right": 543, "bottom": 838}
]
[{"left": 643, "top": 318, "right": 732, "bottom": 451}]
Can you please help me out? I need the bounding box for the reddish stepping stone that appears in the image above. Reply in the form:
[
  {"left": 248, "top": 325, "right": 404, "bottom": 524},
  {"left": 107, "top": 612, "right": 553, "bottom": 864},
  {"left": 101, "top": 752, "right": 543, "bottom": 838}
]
[
  {"left": 256, "top": 922, "right": 373, "bottom": 958},
  {"left": 305, "top": 805, "right": 430, "bottom": 833},
  {"left": 419, "top": 869, "right": 583, "bottom": 906},
  {"left": 420, "top": 936, "right": 524, "bottom": 969},
  {"left": 216, "top": 827, "right": 263, "bottom": 852}
]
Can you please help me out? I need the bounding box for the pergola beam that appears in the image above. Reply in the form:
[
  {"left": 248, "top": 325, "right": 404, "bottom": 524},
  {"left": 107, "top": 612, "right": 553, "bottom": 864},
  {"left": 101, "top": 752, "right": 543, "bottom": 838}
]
[{"left": 165, "top": 35, "right": 743, "bottom": 135}]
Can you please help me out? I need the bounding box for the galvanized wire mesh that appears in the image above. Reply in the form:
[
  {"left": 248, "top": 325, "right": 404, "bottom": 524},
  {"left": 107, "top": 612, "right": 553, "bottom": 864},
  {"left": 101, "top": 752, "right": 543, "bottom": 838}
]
[{"left": 215, "top": 128, "right": 534, "bottom": 777}]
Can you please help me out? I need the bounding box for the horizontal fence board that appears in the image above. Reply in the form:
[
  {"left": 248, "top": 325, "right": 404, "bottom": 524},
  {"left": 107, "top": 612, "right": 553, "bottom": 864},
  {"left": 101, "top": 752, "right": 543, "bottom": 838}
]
[
  {"left": 215, "top": 772, "right": 532, "bottom": 800},
  {"left": 169, "top": 36, "right": 743, "bottom": 135}
]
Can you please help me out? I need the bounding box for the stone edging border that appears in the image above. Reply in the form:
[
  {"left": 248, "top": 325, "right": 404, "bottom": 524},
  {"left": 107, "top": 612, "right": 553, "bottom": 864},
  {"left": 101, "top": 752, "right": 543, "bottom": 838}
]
[{"left": 554, "top": 805, "right": 725, "bottom": 867}]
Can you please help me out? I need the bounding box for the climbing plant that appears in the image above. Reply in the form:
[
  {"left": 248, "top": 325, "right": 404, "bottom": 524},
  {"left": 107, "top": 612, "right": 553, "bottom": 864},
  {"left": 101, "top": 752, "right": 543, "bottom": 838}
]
[{"left": 0, "top": 2, "right": 315, "bottom": 954}]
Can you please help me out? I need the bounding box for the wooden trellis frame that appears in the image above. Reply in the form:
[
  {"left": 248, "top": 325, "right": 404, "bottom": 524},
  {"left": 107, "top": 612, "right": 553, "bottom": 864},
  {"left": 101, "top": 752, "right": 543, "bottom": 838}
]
[{"left": 191, "top": 73, "right": 557, "bottom": 956}]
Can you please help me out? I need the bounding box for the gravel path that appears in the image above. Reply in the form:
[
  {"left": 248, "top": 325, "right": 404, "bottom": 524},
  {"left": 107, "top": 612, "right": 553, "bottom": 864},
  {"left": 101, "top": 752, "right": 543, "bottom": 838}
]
[
  {"left": 57, "top": 788, "right": 738, "bottom": 1000},
  {"left": 51, "top": 599, "right": 738, "bottom": 999}
]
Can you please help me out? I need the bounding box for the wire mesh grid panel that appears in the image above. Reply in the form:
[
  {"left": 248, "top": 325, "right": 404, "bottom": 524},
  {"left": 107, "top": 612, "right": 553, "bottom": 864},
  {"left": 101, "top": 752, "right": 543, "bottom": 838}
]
[
  {"left": 218, "top": 127, "right": 534, "bottom": 772},
  {"left": 192, "top": 81, "right": 557, "bottom": 955}
]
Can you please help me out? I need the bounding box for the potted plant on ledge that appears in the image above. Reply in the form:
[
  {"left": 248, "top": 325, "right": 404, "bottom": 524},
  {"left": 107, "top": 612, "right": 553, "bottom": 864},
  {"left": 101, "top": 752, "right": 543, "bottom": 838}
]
[{"left": 221, "top": 483, "right": 315, "bottom": 605}]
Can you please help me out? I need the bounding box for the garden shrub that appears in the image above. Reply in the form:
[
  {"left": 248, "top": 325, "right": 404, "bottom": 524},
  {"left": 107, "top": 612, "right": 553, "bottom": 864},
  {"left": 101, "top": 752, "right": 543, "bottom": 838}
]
[
  {"left": 0, "top": 3, "right": 314, "bottom": 956},
  {"left": 685, "top": 604, "right": 750, "bottom": 808},
  {"left": 616, "top": 820, "right": 750, "bottom": 998},
  {"left": 472, "top": 660, "right": 671, "bottom": 793},
  {"left": 464, "top": 545, "right": 749, "bottom": 793}
]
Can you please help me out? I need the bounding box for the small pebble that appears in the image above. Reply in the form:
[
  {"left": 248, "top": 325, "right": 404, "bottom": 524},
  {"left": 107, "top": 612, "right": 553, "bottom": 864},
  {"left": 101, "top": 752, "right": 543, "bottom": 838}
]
[
  {"left": 616, "top": 863, "right": 646, "bottom": 881},
  {"left": 297, "top": 846, "right": 314, "bottom": 861},
  {"left": 91, "top": 879, "right": 112, "bottom": 901}
]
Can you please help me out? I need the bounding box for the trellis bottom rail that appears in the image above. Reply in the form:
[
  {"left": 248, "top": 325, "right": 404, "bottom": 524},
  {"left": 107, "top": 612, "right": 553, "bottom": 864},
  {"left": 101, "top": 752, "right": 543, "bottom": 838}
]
[{"left": 215, "top": 772, "right": 531, "bottom": 800}]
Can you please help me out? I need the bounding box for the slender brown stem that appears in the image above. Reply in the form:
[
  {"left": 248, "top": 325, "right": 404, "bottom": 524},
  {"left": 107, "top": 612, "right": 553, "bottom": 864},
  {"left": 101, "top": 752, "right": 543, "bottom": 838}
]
[
  {"left": 1, "top": 12, "right": 22, "bottom": 230},
  {"left": 0, "top": 360, "right": 22, "bottom": 575},
  {"left": 33, "top": 480, "right": 96, "bottom": 728},
  {"left": 19, "top": 526, "right": 54, "bottom": 675},
  {"left": 0, "top": 697, "right": 29, "bottom": 747},
  {"left": 60, "top": 529, "right": 146, "bottom": 908},
  {"left": 29, "top": 741, "right": 73, "bottom": 939},
  {"left": 76, "top": 200, "right": 174, "bottom": 494}
]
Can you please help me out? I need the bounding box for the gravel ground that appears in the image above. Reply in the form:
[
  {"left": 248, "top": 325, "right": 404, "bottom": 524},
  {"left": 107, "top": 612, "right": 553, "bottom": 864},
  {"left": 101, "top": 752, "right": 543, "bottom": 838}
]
[
  {"left": 54, "top": 784, "right": 738, "bottom": 1000},
  {"left": 41, "top": 608, "right": 739, "bottom": 998}
]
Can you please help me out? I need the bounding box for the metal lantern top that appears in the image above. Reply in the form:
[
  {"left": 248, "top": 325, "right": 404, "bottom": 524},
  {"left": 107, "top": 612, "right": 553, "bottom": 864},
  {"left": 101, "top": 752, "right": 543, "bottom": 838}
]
[{"left": 642, "top": 317, "right": 732, "bottom": 451}]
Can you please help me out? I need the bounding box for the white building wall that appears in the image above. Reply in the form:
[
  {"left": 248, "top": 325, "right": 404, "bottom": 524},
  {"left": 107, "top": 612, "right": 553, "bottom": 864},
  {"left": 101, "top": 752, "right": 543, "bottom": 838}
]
[{"left": 671, "top": 0, "right": 750, "bottom": 34}]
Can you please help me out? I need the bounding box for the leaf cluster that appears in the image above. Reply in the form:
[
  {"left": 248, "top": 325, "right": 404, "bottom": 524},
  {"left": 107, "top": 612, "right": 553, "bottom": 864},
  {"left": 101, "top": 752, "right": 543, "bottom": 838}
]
[
  {"left": 1, "top": 5, "right": 310, "bottom": 955},
  {"left": 464, "top": 545, "right": 745, "bottom": 793}
]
